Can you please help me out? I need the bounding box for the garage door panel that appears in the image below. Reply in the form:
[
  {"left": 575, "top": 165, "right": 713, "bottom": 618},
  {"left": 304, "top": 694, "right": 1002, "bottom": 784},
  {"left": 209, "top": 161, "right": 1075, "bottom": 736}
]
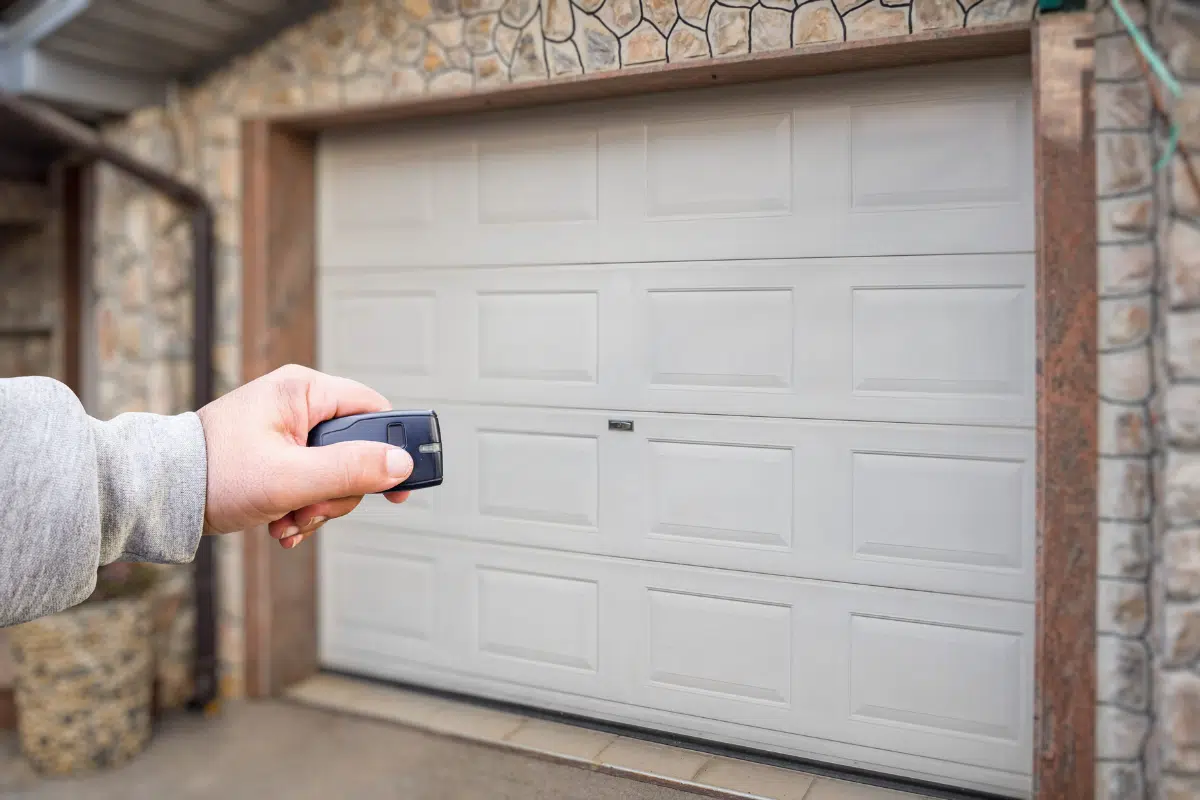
[
  {"left": 320, "top": 254, "right": 1034, "bottom": 426},
  {"left": 320, "top": 541, "right": 450, "bottom": 666},
  {"left": 352, "top": 403, "right": 1033, "bottom": 601},
  {"left": 629, "top": 565, "right": 1033, "bottom": 775},
  {"left": 321, "top": 529, "right": 1033, "bottom": 777},
  {"left": 318, "top": 56, "right": 1037, "bottom": 797},
  {"left": 319, "top": 58, "right": 1033, "bottom": 270}
]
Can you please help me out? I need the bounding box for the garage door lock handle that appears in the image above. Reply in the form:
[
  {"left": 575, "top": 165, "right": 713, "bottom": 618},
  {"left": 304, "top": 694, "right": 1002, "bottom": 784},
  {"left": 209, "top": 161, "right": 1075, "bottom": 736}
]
[{"left": 608, "top": 419, "right": 634, "bottom": 432}]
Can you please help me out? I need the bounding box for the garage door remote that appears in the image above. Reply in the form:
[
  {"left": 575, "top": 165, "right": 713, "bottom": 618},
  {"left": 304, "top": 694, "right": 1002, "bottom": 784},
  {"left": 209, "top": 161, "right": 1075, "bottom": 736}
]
[{"left": 307, "top": 410, "right": 443, "bottom": 492}]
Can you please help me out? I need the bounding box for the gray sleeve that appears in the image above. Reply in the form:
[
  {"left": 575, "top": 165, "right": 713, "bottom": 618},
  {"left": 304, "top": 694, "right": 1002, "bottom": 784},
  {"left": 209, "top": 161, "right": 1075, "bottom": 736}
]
[{"left": 0, "top": 376, "right": 208, "bottom": 627}]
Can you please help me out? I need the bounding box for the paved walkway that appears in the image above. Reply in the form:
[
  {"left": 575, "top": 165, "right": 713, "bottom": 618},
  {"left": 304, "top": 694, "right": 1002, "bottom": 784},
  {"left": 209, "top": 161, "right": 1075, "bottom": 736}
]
[{"left": 0, "top": 700, "right": 714, "bottom": 800}]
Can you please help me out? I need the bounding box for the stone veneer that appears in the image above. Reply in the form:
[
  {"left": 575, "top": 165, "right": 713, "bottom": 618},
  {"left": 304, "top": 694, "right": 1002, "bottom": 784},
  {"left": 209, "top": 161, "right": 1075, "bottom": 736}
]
[
  {"left": 90, "top": 0, "right": 1033, "bottom": 700},
  {"left": 1092, "top": 0, "right": 1200, "bottom": 797}
]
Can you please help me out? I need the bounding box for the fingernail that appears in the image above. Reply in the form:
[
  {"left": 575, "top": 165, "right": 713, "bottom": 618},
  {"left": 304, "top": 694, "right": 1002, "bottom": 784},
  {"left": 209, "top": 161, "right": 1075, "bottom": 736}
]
[
  {"left": 387, "top": 448, "right": 414, "bottom": 479},
  {"left": 285, "top": 525, "right": 299, "bottom": 538},
  {"left": 304, "top": 516, "right": 327, "bottom": 532}
]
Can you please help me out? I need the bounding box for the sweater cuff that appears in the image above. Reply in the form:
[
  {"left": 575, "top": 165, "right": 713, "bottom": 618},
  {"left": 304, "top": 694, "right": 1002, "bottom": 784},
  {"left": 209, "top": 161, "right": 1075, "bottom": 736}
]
[{"left": 90, "top": 410, "right": 208, "bottom": 566}]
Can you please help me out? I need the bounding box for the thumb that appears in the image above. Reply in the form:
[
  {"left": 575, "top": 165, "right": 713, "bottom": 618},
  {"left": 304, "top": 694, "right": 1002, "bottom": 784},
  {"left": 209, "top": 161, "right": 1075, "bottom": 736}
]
[{"left": 287, "top": 441, "right": 414, "bottom": 508}]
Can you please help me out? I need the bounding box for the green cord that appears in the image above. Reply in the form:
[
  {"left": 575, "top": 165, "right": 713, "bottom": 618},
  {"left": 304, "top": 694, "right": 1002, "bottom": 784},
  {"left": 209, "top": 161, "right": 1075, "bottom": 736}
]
[
  {"left": 1109, "top": 0, "right": 1182, "bottom": 97},
  {"left": 1156, "top": 124, "right": 1181, "bottom": 172},
  {"left": 1109, "top": 0, "right": 1183, "bottom": 171}
]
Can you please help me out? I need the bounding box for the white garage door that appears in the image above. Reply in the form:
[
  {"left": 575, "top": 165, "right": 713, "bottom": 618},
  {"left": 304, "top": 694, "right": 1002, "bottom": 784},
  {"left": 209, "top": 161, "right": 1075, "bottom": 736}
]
[{"left": 316, "top": 55, "right": 1036, "bottom": 797}]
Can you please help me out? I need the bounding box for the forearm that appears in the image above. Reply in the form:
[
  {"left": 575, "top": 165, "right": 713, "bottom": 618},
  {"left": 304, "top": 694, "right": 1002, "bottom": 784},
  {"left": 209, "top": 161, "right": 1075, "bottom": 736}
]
[{"left": 0, "top": 377, "right": 207, "bottom": 627}]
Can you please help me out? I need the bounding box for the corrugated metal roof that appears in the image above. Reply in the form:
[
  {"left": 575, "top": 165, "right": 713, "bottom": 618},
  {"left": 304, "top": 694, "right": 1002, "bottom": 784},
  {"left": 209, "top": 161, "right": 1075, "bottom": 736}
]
[
  {"left": 0, "top": 0, "right": 332, "bottom": 178},
  {"left": 38, "top": 0, "right": 329, "bottom": 82}
]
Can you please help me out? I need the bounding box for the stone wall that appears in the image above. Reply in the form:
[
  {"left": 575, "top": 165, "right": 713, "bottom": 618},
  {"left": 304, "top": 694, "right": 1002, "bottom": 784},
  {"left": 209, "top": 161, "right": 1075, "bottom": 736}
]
[
  {"left": 1093, "top": 0, "right": 1200, "bottom": 797},
  {"left": 0, "top": 179, "right": 61, "bottom": 382},
  {"left": 90, "top": 0, "right": 1037, "bottom": 701}
]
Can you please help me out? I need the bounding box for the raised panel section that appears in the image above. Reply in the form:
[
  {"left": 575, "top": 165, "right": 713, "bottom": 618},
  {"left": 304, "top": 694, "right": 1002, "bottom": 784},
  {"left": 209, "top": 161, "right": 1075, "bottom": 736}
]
[
  {"left": 649, "top": 440, "right": 793, "bottom": 549},
  {"left": 478, "top": 291, "right": 598, "bottom": 382},
  {"left": 477, "top": 131, "right": 599, "bottom": 224},
  {"left": 647, "top": 590, "right": 791, "bottom": 705},
  {"left": 325, "top": 144, "right": 433, "bottom": 229},
  {"left": 649, "top": 289, "right": 793, "bottom": 389},
  {"left": 328, "top": 550, "right": 436, "bottom": 641},
  {"left": 477, "top": 431, "right": 599, "bottom": 528},
  {"left": 477, "top": 568, "right": 599, "bottom": 671},
  {"left": 851, "top": 286, "right": 1026, "bottom": 397},
  {"left": 850, "top": 96, "right": 1021, "bottom": 210},
  {"left": 645, "top": 113, "right": 792, "bottom": 218},
  {"left": 852, "top": 452, "right": 1025, "bottom": 569},
  {"left": 849, "top": 615, "right": 1023, "bottom": 741},
  {"left": 329, "top": 292, "right": 436, "bottom": 374}
]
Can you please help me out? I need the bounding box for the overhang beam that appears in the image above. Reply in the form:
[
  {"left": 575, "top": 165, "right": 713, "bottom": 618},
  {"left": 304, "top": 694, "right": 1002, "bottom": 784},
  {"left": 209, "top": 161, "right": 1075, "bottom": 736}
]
[{"left": 0, "top": 46, "right": 165, "bottom": 114}]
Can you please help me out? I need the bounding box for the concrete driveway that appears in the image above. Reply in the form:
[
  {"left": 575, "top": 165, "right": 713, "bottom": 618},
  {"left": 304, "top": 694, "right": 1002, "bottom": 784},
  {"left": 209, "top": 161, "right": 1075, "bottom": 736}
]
[{"left": 0, "top": 700, "right": 737, "bottom": 800}]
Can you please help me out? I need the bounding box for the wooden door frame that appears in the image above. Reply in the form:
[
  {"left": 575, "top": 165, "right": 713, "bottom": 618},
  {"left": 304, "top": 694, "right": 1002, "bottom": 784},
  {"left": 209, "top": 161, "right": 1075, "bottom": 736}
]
[{"left": 241, "top": 18, "right": 1097, "bottom": 798}]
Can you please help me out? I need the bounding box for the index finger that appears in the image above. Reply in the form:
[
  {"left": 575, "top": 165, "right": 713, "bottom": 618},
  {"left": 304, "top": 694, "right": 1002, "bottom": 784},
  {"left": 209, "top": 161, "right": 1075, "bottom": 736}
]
[{"left": 306, "top": 372, "right": 392, "bottom": 424}]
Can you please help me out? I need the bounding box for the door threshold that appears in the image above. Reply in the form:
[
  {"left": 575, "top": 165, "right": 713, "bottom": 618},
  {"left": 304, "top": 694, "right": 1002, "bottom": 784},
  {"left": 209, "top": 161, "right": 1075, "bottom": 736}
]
[{"left": 284, "top": 671, "right": 1004, "bottom": 800}]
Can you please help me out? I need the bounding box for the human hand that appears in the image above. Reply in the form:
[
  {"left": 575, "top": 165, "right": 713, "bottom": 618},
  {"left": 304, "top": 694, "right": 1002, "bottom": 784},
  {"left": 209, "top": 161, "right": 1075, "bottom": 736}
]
[{"left": 196, "top": 365, "right": 412, "bottom": 549}]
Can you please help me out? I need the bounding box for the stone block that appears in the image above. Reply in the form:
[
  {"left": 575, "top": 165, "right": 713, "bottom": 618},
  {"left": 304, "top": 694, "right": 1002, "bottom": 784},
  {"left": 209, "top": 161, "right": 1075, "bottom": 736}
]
[
  {"left": 1164, "top": 776, "right": 1200, "bottom": 800},
  {"left": 1169, "top": 310, "right": 1200, "bottom": 379},
  {"left": 1180, "top": 90, "right": 1200, "bottom": 153},
  {"left": 792, "top": 0, "right": 842, "bottom": 45},
  {"left": 1166, "top": 600, "right": 1200, "bottom": 667},
  {"left": 750, "top": 5, "right": 791, "bottom": 52},
  {"left": 1162, "top": 670, "right": 1200, "bottom": 772},
  {"left": 1096, "top": 81, "right": 1152, "bottom": 131},
  {"left": 1099, "top": 521, "right": 1151, "bottom": 579},
  {"left": 623, "top": 20, "right": 667, "bottom": 64},
  {"left": 1169, "top": 220, "right": 1200, "bottom": 308},
  {"left": 708, "top": 4, "right": 750, "bottom": 56},
  {"left": 1098, "top": 132, "right": 1153, "bottom": 196},
  {"left": 1097, "top": 761, "right": 1144, "bottom": 800},
  {"left": 1096, "top": 704, "right": 1150, "bottom": 761},
  {"left": 1095, "top": 34, "right": 1143, "bottom": 81},
  {"left": 1167, "top": 452, "right": 1200, "bottom": 527},
  {"left": 1173, "top": 158, "right": 1200, "bottom": 219},
  {"left": 1167, "top": 385, "right": 1200, "bottom": 446},
  {"left": 1100, "top": 346, "right": 1153, "bottom": 404},
  {"left": 1097, "top": 636, "right": 1150, "bottom": 709},
  {"left": 1167, "top": 512, "right": 1196, "bottom": 580},
  {"left": 1100, "top": 194, "right": 1155, "bottom": 242},
  {"left": 1097, "top": 577, "right": 1149, "bottom": 637},
  {"left": 1093, "top": 0, "right": 1147, "bottom": 36},
  {"left": 843, "top": 1, "right": 908, "bottom": 41},
  {"left": 1100, "top": 295, "right": 1153, "bottom": 349}
]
